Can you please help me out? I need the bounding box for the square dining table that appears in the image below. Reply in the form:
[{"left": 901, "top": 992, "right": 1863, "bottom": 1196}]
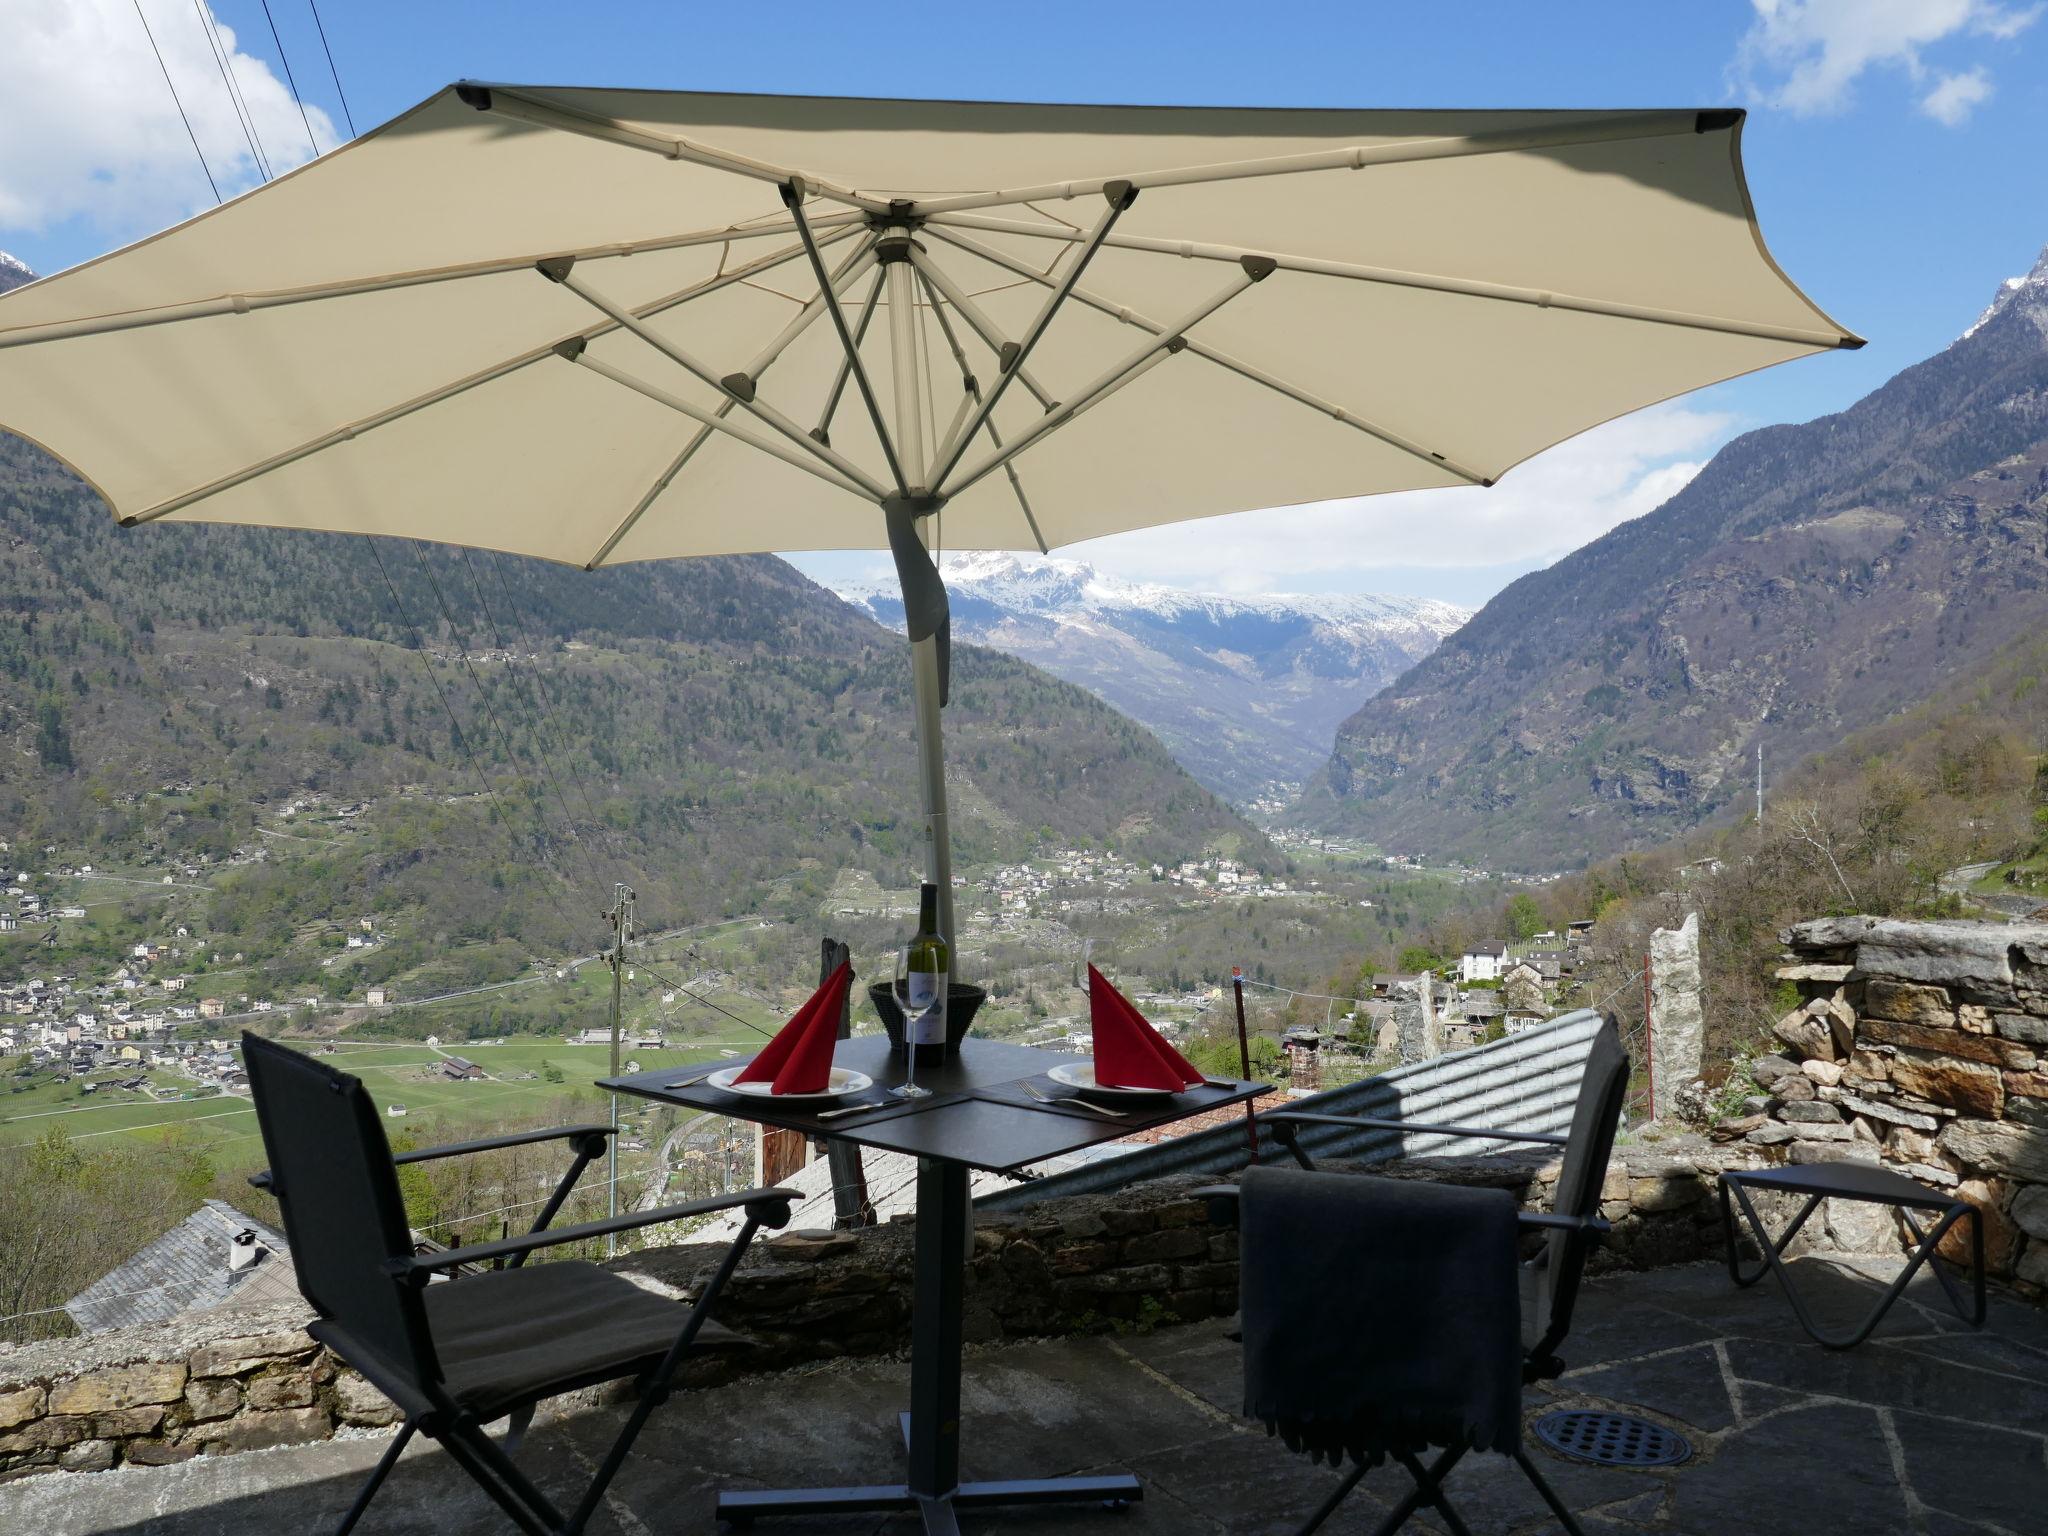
[{"left": 603, "top": 1034, "right": 1268, "bottom": 1534}]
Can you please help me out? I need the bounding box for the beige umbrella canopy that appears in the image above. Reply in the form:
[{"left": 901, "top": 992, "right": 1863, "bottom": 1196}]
[{"left": 0, "top": 84, "right": 1857, "bottom": 934}]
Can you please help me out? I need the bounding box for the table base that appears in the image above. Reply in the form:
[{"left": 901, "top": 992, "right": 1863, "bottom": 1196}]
[
  {"left": 715, "top": 1410, "right": 1141, "bottom": 1532},
  {"left": 716, "top": 1474, "right": 1141, "bottom": 1533}
]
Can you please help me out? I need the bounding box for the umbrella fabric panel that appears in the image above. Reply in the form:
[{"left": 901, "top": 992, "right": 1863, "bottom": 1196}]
[{"left": 0, "top": 85, "right": 1856, "bottom": 562}]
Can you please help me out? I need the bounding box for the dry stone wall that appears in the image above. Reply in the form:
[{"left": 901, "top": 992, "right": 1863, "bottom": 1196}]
[
  {"left": 0, "top": 1146, "right": 1740, "bottom": 1483},
  {"left": 1720, "top": 916, "right": 2048, "bottom": 1293}
]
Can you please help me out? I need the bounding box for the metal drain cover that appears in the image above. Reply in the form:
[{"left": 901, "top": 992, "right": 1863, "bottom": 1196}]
[{"left": 1532, "top": 1410, "right": 1692, "bottom": 1468}]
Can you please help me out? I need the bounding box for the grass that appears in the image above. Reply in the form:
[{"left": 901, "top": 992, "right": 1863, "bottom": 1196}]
[{"left": 0, "top": 1035, "right": 763, "bottom": 1153}]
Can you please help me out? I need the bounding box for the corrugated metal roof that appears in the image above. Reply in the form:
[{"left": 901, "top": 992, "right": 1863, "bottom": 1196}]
[{"left": 65, "top": 1199, "right": 298, "bottom": 1334}]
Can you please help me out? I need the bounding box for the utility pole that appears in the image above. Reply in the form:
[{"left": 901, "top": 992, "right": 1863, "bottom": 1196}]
[
  {"left": 1756, "top": 742, "right": 1764, "bottom": 824},
  {"left": 605, "top": 883, "right": 635, "bottom": 1246}
]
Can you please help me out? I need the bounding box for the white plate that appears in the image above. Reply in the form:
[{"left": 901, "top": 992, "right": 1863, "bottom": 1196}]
[
  {"left": 706, "top": 1065, "right": 873, "bottom": 1103},
  {"left": 1047, "top": 1060, "right": 1191, "bottom": 1100}
]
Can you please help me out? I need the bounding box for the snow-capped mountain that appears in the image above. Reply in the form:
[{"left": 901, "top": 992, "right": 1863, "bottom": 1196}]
[
  {"left": 0, "top": 252, "right": 34, "bottom": 296},
  {"left": 1961, "top": 244, "right": 2048, "bottom": 341},
  {"left": 837, "top": 551, "right": 1468, "bottom": 804}
]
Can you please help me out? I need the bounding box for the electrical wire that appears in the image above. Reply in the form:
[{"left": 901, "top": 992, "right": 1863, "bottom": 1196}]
[
  {"left": 259, "top": 0, "right": 321, "bottom": 157},
  {"left": 191, "top": 0, "right": 272, "bottom": 181},
  {"left": 131, "top": 0, "right": 221, "bottom": 204},
  {"left": 306, "top": 0, "right": 354, "bottom": 137}
]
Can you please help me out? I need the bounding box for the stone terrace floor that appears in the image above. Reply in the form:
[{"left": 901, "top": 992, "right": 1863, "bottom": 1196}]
[{"left": 3, "top": 1256, "right": 2041, "bottom": 1535}]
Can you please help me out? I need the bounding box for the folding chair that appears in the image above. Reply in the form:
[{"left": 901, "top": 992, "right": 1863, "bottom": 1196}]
[
  {"left": 1204, "top": 1020, "right": 1630, "bottom": 1536},
  {"left": 241, "top": 1032, "right": 795, "bottom": 1536}
]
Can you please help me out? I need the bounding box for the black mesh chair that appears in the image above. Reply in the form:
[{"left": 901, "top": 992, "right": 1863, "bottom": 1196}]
[
  {"left": 1205, "top": 1020, "right": 1631, "bottom": 1536},
  {"left": 241, "top": 1032, "right": 795, "bottom": 1536}
]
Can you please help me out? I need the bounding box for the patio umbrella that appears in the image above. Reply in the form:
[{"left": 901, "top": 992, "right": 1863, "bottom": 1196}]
[{"left": 0, "top": 85, "right": 1858, "bottom": 943}]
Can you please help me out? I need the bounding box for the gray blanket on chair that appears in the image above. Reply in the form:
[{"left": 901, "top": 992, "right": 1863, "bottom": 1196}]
[{"left": 1239, "top": 1165, "right": 1523, "bottom": 1468}]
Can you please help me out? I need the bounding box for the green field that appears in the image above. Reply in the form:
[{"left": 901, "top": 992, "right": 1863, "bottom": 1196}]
[{"left": 0, "top": 1033, "right": 764, "bottom": 1159}]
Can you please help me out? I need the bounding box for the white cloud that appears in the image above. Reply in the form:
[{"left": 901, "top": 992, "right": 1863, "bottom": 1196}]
[
  {"left": 1733, "top": 0, "right": 2037, "bottom": 121},
  {"left": 1919, "top": 66, "right": 1995, "bottom": 124},
  {"left": 1056, "top": 404, "right": 1734, "bottom": 595},
  {"left": 0, "top": 0, "right": 335, "bottom": 238}
]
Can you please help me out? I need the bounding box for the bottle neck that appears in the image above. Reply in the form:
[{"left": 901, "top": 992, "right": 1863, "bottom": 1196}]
[{"left": 917, "top": 883, "right": 940, "bottom": 937}]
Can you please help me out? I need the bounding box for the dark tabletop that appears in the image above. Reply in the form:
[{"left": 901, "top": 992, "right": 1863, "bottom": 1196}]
[
  {"left": 1723, "top": 1159, "right": 1962, "bottom": 1209},
  {"left": 603, "top": 1035, "right": 1269, "bottom": 1176}
]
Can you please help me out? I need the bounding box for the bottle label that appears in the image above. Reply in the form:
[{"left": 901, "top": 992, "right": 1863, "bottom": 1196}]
[{"left": 905, "top": 969, "right": 948, "bottom": 1045}]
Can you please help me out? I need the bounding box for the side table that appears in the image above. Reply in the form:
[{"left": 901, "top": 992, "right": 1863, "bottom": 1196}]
[{"left": 1718, "top": 1161, "right": 1985, "bottom": 1349}]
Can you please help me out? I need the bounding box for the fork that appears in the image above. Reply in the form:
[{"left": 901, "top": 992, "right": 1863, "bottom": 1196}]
[
  {"left": 817, "top": 1099, "right": 890, "bottom": 1120},
  {"left": 1022, "top": 1080, "right": 1127, "bottom": 1118}
]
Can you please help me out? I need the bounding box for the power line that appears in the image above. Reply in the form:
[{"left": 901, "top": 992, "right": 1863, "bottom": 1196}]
[
  {"left": 259, "top": 0, "right": 320, "bottom": 157},
  {"left": 191, "top": 0, "right": 272, "bottom": 182},
  {"left": 306, "top": 0, "right": 355, "bottom": 137},
  {"left": 131, "top": 0, "right": 221, "bottom": 204}
]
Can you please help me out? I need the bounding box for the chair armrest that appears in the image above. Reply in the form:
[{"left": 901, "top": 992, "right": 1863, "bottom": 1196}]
[
  {"left": 391, "top": 1124, "right": 616, "bottom": 1165},
  {"left": 1517, "top": 1211, "right": 1612, "bottom": 1235},
  {"left": 392, "top": 1186, "right": 799, "bottom": 1278},
  {"left": 1191, "top": 1183, "right": 1241, "bottom": 1227},
  {"left": 1263, "top": 1111, "right": 1570, "bottom": 1148},
  {"left": 249, "top": 1123, "right": 617, "bottom": 1193}
]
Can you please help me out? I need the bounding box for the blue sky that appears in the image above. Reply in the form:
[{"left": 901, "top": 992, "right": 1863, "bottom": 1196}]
[{"left": 4, "top": 1, "right": 2045, "bottom": 607}]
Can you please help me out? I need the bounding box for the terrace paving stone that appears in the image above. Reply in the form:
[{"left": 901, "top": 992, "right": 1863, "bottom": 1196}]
[{"left": 0, "top": 1255, "right": 2037, "bottom": 1535}]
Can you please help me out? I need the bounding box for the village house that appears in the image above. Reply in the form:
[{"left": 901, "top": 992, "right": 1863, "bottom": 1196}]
[{"left": 1457, "top": 939, "right": 1509, "bottom": 983}]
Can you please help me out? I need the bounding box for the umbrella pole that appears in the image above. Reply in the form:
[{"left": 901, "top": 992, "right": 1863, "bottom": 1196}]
[{"left": 909, "top": 629, "right": 956, "bottom": 955}]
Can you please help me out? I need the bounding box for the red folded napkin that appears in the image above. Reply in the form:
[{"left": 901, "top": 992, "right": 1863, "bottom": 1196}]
[
  {"left": 735, "top": 960, "right": 854, "bottom": 1095},
  {"left": 1088, "top": 964, "right": 1203, "bottom": 1090}
]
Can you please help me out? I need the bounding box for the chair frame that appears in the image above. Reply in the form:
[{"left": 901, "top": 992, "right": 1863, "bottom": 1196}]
[
  {"left": 1200, "top": 1063, "right": 1623, "bottom": 1536},
  {"left": 243, "top": 1037, "right": 794, "bottom": 1536},
  {"left": 1717, "top": 1169, "right": 1985, "bottom": 1349}
]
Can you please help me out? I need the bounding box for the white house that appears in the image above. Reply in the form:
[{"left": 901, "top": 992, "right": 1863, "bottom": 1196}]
[{"left": 1458, "top": 940, "right": 1509, "bottom": 984}]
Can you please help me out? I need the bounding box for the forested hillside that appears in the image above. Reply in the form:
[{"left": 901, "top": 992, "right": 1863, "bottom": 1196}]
[
  {"left": 0, "top": 427, "right": 1268, "bottom": 977},
  {"left": 1304, "top": 242, "right": 2048, "bottom": 868}
]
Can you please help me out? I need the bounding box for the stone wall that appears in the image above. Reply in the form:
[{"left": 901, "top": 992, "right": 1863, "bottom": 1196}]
[
  {"left": 0, "top": 1300, "right": 398, "bottom": 1483},
  {"left": 0, "top": 1145, "right": 1751, "bottom": 1483},
  {"left": 1722, "top": 916, "right": 2048, "bottom": 1293},
  {"left": 0, "top": 1146, "right": 1753, "bottom": 1482}
]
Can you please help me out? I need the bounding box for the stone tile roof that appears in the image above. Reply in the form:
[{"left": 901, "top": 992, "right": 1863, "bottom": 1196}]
[{"left": 65, "top": 1199, "right": 297, "bottom": 1335}]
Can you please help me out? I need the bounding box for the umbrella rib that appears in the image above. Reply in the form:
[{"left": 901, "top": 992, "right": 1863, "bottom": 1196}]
[
  {"left": 592, "top": 246, "right": 884, "bottom": 568},
  {"left": 565, "top": 349, "right": 873, "bottom": 500},
  {"left": 924, "top": 212, "right": 1861, "bottom": 350},
  {"left": 938, "top": 260, "right": 1272, "bottom": 500},
  {"left": 458, "top": 83, "right": 892, "bottom": 216},
  {"left": 735, "top": 233, "right": 884, "bottom": 385},
  {"left": 0, "top": 213, "right": 856, "bottom": 352},
  {"left": 548, "top": 253, "right": 890, "bottom": 501},
  {"left": 924, "top": 224, "right": 1490, "bottom": 487},
  {"left": 812, "top": 268, "right": 886, "bottom": 446},
  {"left": 904, "top": 109, "right": 1714, "bottom": 218},
  {"left": 120, "top": 228, "right": 858, "bottom": 527},
  {"left": 782, "top": 185, "right": 910, "bottom": 498},
  {"left": 916, "top": 266, "right": 1047, "bottom": 553},
  {"left": 927, "top": 182, "right": 1136, "bottom": 493},
  {"left": 582, "top": 422, "right": 718, "bottom": 570},
  {"left": 903, "top": 247, "right": 1056, "bottom": 410}
]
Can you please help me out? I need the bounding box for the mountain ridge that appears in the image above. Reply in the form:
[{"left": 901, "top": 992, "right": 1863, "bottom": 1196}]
[
  {"left": 1302, "top": 241, "right": 2048, "bottom": 867},
  {"left": 838, "top": 552, "right": 1466, "bottom": 803}
]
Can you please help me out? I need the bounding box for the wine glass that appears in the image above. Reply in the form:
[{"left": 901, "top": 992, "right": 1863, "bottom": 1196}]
[{"left": 890, "top": 945, "right": 935, "bottom": 1099}]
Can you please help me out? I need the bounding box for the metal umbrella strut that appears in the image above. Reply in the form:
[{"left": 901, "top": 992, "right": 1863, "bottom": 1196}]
[{"left": 0, "top": 84, "right": 1860, "bottom": 957}]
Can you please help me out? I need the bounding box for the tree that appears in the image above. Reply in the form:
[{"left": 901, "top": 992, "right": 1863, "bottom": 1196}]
[{"left": 1506, "top": 892, "right": 1544, "bottom": 942}]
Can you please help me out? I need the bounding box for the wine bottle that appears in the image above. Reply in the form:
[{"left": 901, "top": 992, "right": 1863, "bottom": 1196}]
[{"left": 902, "top": 881, "right": 950, "bottom": 1064}]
